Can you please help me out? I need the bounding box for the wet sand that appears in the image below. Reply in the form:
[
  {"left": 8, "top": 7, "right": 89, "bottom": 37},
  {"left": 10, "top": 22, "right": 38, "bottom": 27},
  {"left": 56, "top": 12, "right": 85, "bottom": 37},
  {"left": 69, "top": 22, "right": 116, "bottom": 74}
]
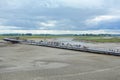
[{"left": 0, "top": 42, "right": 120, "bottom": 80}]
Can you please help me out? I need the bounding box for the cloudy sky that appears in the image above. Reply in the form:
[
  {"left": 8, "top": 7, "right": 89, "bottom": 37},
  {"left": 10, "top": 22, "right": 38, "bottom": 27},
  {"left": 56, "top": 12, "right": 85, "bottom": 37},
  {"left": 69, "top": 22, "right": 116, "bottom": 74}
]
[{"left": 0, "top": 0, "right": 120, "bottom": 34}]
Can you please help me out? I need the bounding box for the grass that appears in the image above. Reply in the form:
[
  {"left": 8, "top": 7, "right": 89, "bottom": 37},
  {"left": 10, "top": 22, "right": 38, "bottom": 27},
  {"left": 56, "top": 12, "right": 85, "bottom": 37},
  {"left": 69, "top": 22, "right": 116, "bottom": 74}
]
[
  {"left": 0, "top": 35, "right": 68, "bottom": 40},
  {"left": 73, "top": 36, "right": 120, "bottom": 43},
  {"left": 0, "top": 35, "right": 120, "bottom": 43},
  {"left": 0, "top": 36, "right": 8, "bottom": 40}
]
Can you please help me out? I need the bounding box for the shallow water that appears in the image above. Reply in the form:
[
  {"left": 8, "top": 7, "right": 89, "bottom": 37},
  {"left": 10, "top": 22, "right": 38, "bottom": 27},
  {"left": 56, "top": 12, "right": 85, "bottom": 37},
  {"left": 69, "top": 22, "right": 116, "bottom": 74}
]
[{"left": 54, "top": 38, "right": 88, "bottom": 45}]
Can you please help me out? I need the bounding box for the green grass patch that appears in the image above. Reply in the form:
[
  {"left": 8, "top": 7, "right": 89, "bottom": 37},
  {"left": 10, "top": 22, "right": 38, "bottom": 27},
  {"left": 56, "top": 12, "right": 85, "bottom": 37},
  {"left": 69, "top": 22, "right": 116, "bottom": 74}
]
[
  {"left": 0, "top": 36, "right": 8, "bottom": 40},
  {"left": 73, "top": 36, "right": 120, "bottom": 43},
  {"left": 1, "top": 35, "right": 120, "bottom": 43},
  {"left": 0, "top": 35, "right": 70, "bottom": 40}
]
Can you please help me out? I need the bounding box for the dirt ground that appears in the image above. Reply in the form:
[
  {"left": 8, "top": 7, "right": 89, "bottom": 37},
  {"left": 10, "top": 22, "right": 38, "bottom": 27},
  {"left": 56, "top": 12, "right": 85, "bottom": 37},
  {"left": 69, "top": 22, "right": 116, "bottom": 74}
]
[{"left": 0, "top": 42, "right": 120, "bottom": 80}]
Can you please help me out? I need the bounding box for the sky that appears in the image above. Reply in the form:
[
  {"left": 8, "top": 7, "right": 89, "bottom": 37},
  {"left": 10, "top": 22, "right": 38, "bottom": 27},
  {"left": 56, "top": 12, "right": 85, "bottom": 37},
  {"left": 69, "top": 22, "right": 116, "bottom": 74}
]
[{"left": 0, "top": 0, "right": 120, "bottom": 34}]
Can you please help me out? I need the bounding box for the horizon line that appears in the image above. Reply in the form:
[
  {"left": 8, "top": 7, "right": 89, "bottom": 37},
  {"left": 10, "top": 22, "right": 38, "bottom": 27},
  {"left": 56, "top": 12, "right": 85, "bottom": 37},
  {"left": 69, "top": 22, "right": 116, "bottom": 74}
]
[{"left": 0, "top": 30, "right": 120, "bottom": 34}]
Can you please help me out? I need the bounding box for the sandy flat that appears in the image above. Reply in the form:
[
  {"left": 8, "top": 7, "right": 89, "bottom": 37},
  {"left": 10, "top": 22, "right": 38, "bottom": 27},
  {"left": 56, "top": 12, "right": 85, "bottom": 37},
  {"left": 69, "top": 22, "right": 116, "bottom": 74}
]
[{"left": 0, "top": 42, "right": 120, "bottom": 80}]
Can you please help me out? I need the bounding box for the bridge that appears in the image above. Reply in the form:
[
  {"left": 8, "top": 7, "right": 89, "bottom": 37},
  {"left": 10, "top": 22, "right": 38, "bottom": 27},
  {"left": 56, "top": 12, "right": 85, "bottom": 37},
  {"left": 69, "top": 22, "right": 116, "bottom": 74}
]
[{"left": 3, "top": 38, "right": 120, "bottom": 56}]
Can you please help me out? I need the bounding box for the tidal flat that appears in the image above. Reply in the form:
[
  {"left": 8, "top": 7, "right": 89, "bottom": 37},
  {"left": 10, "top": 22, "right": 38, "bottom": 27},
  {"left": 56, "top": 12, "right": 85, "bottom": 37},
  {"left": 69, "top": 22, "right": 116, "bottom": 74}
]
[{"left": 0, "top": 40, "right": 120, "bottom": 80}]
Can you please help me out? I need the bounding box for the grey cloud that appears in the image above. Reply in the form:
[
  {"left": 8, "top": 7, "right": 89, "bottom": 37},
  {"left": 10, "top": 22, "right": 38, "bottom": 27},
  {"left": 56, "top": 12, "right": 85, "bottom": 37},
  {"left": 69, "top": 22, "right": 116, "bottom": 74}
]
[{"left": 0, "top": 0, "right": 120, "bottom": 30}]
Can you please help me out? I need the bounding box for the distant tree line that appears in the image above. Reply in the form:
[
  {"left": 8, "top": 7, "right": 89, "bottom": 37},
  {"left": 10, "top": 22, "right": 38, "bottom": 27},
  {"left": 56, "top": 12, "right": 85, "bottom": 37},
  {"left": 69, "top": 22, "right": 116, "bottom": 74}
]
[
  {"left": 73, "top": 34, "right": 112, "bottom": 36},
  {"left": 0, "top": 33, "right": 32, "bottom": 36}
]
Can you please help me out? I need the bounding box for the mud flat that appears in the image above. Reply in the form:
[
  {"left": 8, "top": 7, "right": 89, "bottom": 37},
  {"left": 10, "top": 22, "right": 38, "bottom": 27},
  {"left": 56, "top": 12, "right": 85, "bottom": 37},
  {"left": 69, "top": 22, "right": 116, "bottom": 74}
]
[{"left": 0, "top": 43, "right": 120, "bottom": 80}]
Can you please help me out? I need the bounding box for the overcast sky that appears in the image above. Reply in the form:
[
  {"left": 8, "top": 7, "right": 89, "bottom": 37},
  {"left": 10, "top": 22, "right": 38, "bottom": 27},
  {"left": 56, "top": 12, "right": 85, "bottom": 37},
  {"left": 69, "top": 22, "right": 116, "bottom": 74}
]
[{"left": 0, "top": 0, "right": 120, "bottom": 33}]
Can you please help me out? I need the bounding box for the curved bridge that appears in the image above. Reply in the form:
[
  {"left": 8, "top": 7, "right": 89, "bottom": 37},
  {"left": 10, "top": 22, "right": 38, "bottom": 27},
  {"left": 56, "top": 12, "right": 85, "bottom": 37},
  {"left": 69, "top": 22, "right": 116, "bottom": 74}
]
[{"left": 3, "top": 38, "right": 120, "bottom": 56}]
